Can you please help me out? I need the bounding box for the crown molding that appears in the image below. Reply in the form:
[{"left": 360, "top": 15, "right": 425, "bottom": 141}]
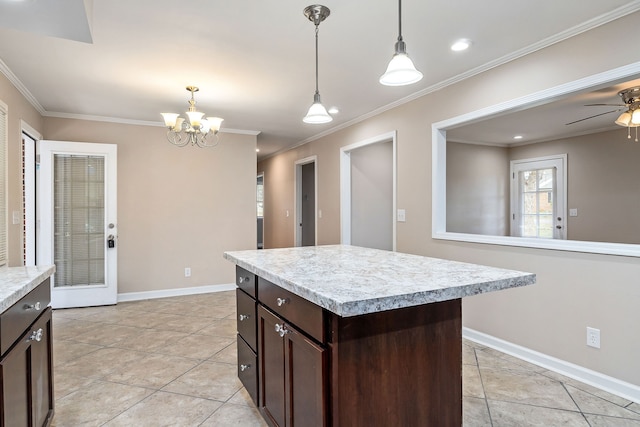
[{"left": 0, "top": 58, "right": 45, "bottom": 115}]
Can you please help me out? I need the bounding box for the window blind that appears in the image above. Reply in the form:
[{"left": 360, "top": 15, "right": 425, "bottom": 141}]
[{"left": 0, "top": 103, "right": 7, "bottom": 266}]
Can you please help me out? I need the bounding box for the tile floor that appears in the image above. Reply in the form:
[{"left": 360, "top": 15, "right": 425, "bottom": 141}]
[{"left": 50, "top": 291, "right": 639, "bottom": 426}]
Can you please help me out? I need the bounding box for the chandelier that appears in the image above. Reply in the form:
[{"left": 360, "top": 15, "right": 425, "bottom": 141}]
[{"left": 161, "top": 86, "right": 224, "bottom": 148}]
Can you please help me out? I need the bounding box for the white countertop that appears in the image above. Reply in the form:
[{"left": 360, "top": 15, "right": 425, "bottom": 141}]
[
  {"left": 224, "top": 245, "right": 536, "bottom": 317},
  {"left": 0, "top": 265, "right": 55, "bottom": 314}
]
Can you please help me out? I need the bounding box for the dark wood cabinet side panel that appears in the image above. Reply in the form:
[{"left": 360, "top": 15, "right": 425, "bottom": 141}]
[
  {"left": 284, "top": 326, "right": 327, "bottom": 427},
  {"left": 31, "top": 308, "right": 54, "bottom": 427},
  {"left": 331, "top": 299, "right": 462, "bottom": 427},
  {"left": 258, "top": 306, "right": 286, "bottom": 427}
]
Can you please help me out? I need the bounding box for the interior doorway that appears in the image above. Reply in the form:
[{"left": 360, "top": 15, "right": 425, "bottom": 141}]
[
  {"left": 295, "top": 156, "right": 317, "bottom": 247},
  {"left": 340, "top": 132, "right": 396, "bottom": 251},
  {"left": 21, "top": 122, "right": 40, "bottom": 267},
  {"left": 257, "top": 173, "right": 264, "bottom": 249}
]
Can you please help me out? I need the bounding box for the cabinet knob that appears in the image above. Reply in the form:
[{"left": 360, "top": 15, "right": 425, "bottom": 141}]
[
  {"left": 24, "top": 301, "right": 42, "bottom": 311},
  {"left": 238, "top": 276, "right": 249, "bottom": 284},
  {"left": 240, "top": 364, "right": 251, "bottom": 372},
  {"left": 29, "top": 328, "right": 43, "bottom": 342},
  {"left": 276, "top": 297, "right": 288, "bottom": 307},
  {"left": 274, "top": 323, "right": 290, "bottom": 337},
  {"left": 239, "top": 314, "right": 250, "bottom": 321}
]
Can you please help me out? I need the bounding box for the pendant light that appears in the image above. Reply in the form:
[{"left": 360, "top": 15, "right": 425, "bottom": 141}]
[
  {"left": 380, "top": 0, "right": 423, "bottom": 86},
  {"left": 303, "top": 5, "right": 332, "bottom": 124}
]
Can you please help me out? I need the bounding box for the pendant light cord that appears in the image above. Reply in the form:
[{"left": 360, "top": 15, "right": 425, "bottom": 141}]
[
  {"left": 315, "top": 25, "right": 319, "bottom": 95},
  {"left": 397, "top": 0, "right": 403, "bottom": 42}
]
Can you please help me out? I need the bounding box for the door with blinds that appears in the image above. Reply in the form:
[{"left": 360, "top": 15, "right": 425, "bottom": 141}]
[{"left": 38, "top": 141, "right": 117, "bottom": 308}]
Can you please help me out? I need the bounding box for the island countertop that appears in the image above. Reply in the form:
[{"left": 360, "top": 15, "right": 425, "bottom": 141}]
[
  {"left": 224, "top": 245, "right": 535, "bottom": 317},
  {"left": 0, "top": 265, "right": 56, "bottom": 315}
]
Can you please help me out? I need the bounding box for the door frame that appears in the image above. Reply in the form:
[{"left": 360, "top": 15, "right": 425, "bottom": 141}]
[
  {"left": 37, "top": 140, "right": 118, "bottom": 308},
  {"left": 21, "top": 120, "right": 41, "bottom": 267},
  {"left": 294, "top": 156, "right": 317, "bottom": 247},
  {"left": 340, "top": 131, "right": 397, "bottom": 251}
]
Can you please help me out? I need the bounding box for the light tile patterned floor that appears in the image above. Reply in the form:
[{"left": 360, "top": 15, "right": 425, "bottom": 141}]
[{"left": 50, "top": 291, "right": 639, "bottom": 426}]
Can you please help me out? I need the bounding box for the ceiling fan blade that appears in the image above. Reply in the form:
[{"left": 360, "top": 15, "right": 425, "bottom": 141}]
[
  {"left": 584, "top": 103, "right": 625, "bottom": 107},
  {"left": 565, "top": 109, "right": 621, "bottom": 125}
]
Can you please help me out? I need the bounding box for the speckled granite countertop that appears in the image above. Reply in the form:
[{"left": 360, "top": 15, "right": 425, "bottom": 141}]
[
  {"left": 0, "top": 265, "right": 55, "bottom": 314},
  {"left": 224, "top": 245, "right": 535, "bottom": 317}
]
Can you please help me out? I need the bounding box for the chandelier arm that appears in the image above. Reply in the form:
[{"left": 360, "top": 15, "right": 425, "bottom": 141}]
[
  {"left": 315, "top": 25, "right": 319, "bottom": 94},
  {"left": 167, "top": 130, "right": 189, "bottom": 147}
]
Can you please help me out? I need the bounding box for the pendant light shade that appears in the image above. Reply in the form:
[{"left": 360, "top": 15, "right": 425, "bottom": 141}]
[
  {"left": 304, "top": 92, "right": 332, "bottom": 124},
  {"left": 303, "top": 5, "right": 332, "bottom": 124},
  {"left": 380, "top": 0, "right": 423, "bottom": 87}
]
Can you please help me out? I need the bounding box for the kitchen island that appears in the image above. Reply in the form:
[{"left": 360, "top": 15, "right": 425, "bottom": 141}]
[
  {"left": 0, "top": 265, "right": 55, "bottom": 427},
  {"left": 224, "top": 245, "right": 535, "bottom": 427}
]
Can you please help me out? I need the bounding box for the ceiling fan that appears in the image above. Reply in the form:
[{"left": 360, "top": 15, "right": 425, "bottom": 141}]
[{"left": 565, "top": 86, "right": 640, "bottom": 126}]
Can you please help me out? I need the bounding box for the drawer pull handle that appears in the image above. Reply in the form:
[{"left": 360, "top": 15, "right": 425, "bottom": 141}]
[
  {"left": 274, "top": 323, "right": 290, "bottom": 337},
  {"left": 238, "top": 276, "right": 250, "bottom": 284},
  {"left": 276, "top": 297, "right": 288, "bottom": 307},
  {"left": 29, "top": 328, "right": 43, "bottom": 342},
  {"left": 24, "top": 302, "right": 42, "bottom": 311},
  {"left": 239, "top": 314, "right": 250, "bottom": 321},
  {"left": 240, "top": 364, "right": 251, "bottom": 372}
]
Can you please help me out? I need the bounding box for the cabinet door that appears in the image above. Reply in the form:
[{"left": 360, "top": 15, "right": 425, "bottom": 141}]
[
  {"left": 284, "top": 324, "right": 327, "bottom": 427},
  {"left": 1, "top": 329, "right": 31, "bottom": 426},
  {"left": 258, "top": 306, "right": 286, "bottom": 427}
]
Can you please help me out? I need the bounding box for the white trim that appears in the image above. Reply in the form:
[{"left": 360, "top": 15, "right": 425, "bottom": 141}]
[
  {"left": 340, "top": 131, "right": 397, "bottom": 251},
  {"left": 463, "top": 327, "right": 640, "bottom": 404},
  {"left": 0, "top": 59, "right": 46, "bottom": 115},
  {"left": 432, "top": 62, "right": 640, "bottom": 257},
  {"left": 294, "top": 156, "right": 318, "bottom": 247},
  {"left": 118, "top": 283, "right": 236, "bottom": 302}
]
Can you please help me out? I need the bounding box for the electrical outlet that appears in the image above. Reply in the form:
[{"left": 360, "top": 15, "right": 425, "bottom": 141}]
[
  {"left": 587, "top": 327, "right": 600, "bottom": 348},
  {"left": 184, "top": 267, "right": 191, "bottom": 278}
]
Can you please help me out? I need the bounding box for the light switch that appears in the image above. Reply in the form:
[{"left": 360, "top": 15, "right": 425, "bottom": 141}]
[
  {"left": 12, "top": 210, "right": 21, "bottom": 225},
  {"left": 569, "top": 208, "right": 578, "bottom": 217},
  {"left": 286, "top": 210, "right": 290, "bottom": 217},
  {"left": 397, "top": 209, "right": 406, "bottom": 222},
  {"left": 318, "top": 209, "right": 322, "bottom": 219}
]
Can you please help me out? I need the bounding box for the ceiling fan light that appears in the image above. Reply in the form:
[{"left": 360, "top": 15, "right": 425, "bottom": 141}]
[
  {"left": 173, "top": 117, "right": 185, "bottom": 132},
  {"left": 631, "top": 109, "right": 640, "bottom": 125},
  {"left": 380, "top": 52, "right": 423, "bottom": 86},
  {"left": 615, "top": 111, "right": 632, "bottom": 126},
  {"left": 303, "top": 96, "right": 332, "bottom": 124}
]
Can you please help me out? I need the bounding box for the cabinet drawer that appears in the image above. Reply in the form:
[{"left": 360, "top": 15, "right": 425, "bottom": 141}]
[
  {"left": 258, "top": 277, "right": 324, "bottom": 343},
  {"left": 236, "top": 267, "right": 256, "bottom": 298},
  {"left": 0, "top": 278, "right": 51, "bottom": 356},
  {"left": 236, "top": 288, "right": 257, "bottom": 352},
  {"left": 237, "top": 335, "right": 258, "bottom": 406}
]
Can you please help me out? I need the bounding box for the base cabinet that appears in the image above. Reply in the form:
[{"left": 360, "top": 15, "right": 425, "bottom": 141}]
[
  {"left": 258, "top": 305, "right": 326, "bottom": 427},
  {"left": 0, "top": 307, "right": 54, "bottom": 427}
]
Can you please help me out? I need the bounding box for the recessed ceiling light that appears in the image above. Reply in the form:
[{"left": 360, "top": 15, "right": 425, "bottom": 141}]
[
  {"left": 451, "top": 39, "right": 471, "bottom": 52},
  {"left": 513, "top": 135, "right": 523, "bottom": 140},
  {"left": 328, "top": 107, "right": 339, "bottom": 114}
]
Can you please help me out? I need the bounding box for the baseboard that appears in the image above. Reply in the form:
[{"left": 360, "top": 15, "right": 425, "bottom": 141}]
[
  {"left": 463, "top": 327, "right": 640, "bottom": 404},
  {"left": 117, "top": 283, "right": 236, "bottom": 302}
]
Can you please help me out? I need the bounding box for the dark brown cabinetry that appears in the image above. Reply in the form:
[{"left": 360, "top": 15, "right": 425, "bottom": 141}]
[
  {"left": 235, "top": 268, "right": 258, "bottom": 406},
  {"left": 236, "top": 267, "right": 462, "bottom": 427},
  {"left": 258, "top": 305, "right": 326, "bottom": 427},
  {"left": 0, "top": 278, "right": 54, "bottom": 427}
]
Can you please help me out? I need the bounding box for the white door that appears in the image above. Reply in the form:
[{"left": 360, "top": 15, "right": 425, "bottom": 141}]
[
  {"left": 510, "top": 155, "right": 566, "bottom": 240},
  {"left": 38, "top": 141, "right": 117, "bottom": 308}
]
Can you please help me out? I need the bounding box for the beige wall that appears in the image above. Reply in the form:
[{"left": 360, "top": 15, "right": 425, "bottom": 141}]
[
  {"left": 0, "top": 74, "right": 44, "bottom": 266},
  {"left": 43, "top": 118, "right": 257, "bottom": 294},
  {"left": 258, "top": 12, "right": 640, "bottom": 386},
  {"left": 446, "top": 142, "right": 510, "bottom": 236}
]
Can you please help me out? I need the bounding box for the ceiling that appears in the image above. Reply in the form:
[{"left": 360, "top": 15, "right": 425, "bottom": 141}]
[
  {"left": 0, "top": 0, "right": 638, "bottom": 159},
  {"left": 447, "top": 77, "right": 640, "bottom": 146}
]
